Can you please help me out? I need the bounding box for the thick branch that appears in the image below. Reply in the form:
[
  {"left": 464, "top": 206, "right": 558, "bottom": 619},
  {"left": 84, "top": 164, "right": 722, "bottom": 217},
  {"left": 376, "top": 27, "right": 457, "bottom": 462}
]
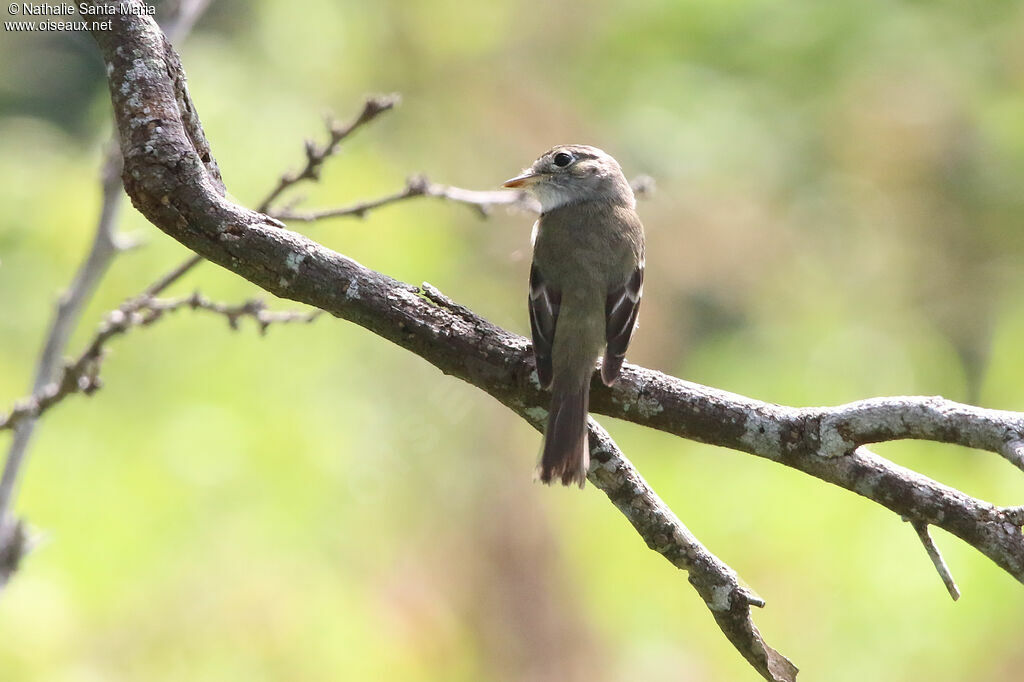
[
  {"left": 589, "top": 374, "right": 1024, "bottom": 580},
  {"left": 816, "top": 396, "right": 1024, "bottom": 470}
]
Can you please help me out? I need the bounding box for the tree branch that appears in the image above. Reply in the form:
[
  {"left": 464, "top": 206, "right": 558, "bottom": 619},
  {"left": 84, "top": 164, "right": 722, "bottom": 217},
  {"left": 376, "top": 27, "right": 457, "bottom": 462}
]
[
  {"left": 269, "top": 173, "right": 651, "bottom": 223},
  {"left": 816, "top": 395, "right": 1024, "bottom": 471},
  {"left": 0, "top": 293, "right": 319, "bottom": 433},
  {"left": 911, "top": 521, "right": 960, "bottom": 600},
  {"left": 270, "top": 174, "right": 535, "bottom": 222},
  {"left": 264, "top": 173, "right": 647, "bottom": 223},
  {"left": 579, "top": 418, "right": 794, "bottom": 680},
  {"left": 0, "top": 141, "right": 125, "bottom": 525},
  {"left": 257, "top": 94, "right": 400, "bottom": 214},
  {"left": 586, "top": 376, "right": 1024, "bottom": 580},
  {"left": 74, "top": 2, "right": 1024, "bottom": 679}
]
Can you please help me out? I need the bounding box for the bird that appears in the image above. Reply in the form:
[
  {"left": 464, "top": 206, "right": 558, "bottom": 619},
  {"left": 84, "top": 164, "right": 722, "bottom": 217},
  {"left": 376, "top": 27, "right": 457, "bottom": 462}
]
[{"left": 503, "top": 145, "right": 645, "bottom": 488}]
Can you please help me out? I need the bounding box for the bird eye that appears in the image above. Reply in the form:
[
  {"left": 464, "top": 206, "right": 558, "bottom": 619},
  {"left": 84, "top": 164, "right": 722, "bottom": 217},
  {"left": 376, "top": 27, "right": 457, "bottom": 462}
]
[{"left": 552, "top": 152, "right": 573, "bottom": 167}]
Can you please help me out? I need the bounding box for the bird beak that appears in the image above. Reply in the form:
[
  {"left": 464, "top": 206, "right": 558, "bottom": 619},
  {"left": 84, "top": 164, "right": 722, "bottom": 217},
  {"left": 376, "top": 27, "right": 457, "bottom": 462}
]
[{"left": 502, "top": 171, "right": 540, "bottom": 189}]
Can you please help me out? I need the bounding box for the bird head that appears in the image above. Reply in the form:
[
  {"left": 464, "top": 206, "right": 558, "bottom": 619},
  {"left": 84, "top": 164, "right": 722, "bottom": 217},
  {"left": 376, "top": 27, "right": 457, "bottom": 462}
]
[{"left": 503, "top": 145, "right": 634, "bottom": 212}]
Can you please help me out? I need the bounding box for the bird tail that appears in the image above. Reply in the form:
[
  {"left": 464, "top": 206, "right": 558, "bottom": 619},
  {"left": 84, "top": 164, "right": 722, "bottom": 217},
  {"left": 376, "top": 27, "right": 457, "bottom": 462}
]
[{"left": 537, "top": 376, "right": 590, "bottom": 488}]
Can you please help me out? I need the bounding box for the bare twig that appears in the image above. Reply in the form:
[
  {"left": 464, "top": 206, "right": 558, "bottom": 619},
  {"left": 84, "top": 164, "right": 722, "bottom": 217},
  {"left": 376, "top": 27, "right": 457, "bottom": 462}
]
[
  {"left": 0, "top": 141, "right": 126, "bottom": 526},
  {"left": 257, "top": 94, "right": 400, "bottom": 214},
  {"left": 271, "top": 174, "right": 653, "bottom": 223},
  {"left": 271, "top": 174, "right": 535, "bottom": 222},
  {"left": 141, "top": 253, "right": 205, "bottom": 298},
  {"left": 0, "top": 518, "right": 27, "bottom": 590},
  {"left": 911, "top": 521, "right": 960, "bottom": 601},
  {"left": 28, "top": 91, "right": 403, "bottom": 462},
  {"left": 161, "top": 0, "right": 213, "bottom": 43},
  {"left": 0, "top": 293, "right": 319, "bottom": 433}
]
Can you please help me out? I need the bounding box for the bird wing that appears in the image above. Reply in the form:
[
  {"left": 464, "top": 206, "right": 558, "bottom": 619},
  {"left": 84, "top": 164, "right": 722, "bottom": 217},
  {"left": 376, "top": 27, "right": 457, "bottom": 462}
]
[
  {"left": 528, "top": 262, "right": 561, "bottom": 390},
  {"left": 602, "top": 261, "right": 643, "bottom": 386}
]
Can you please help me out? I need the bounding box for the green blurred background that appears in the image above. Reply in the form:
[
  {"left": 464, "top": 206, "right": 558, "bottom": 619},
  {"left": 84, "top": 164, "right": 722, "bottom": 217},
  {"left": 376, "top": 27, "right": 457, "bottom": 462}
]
[{"left": 3, "top": 0, "right": 1024, "bottom": 679}]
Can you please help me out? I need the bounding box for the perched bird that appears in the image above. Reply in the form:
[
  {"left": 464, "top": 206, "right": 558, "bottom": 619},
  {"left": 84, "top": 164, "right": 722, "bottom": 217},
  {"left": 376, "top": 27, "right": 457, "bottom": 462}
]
[{"left": 504, "top": 145, "right": 645, "bottom": 487}]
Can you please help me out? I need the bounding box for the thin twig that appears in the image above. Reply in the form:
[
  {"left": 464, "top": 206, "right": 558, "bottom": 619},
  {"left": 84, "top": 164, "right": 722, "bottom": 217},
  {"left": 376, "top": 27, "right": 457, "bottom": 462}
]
[
  {"left": 257, "top": 94, "right": 400, "bottom": 214},
  {"left": 0, "top": 140, "right": 124, "bottom": 526},
  {"left": 271, "top": 175, "right": 654, "bottom": 223},
  {"left": 912, "top": 521, "right": 961, "bottom": 600},
  {"left": 0, "top": 294, "right": 320, "bottom": 433},
  {"left": 0, "top": 516, "right": 27, "bottom": 590},
  {"left": 141, "top": 253, "right": 205, "bottom": 298},
  {"left": 271, "top": 174, "right": 535, "bottom": 222},
  {"left": 162, "top": 0, "right": 213, "bottom": 43}
]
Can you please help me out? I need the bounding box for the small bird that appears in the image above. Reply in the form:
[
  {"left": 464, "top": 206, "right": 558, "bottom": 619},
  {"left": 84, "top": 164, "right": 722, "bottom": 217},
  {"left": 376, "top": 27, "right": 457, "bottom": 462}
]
[{"left": 504, "top": 145, "right": 645, "bottom": 487}]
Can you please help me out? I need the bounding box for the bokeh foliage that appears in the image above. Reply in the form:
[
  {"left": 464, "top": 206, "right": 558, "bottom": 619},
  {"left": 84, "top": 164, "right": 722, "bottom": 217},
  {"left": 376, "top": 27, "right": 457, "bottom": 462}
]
[{"left": 3, "top": 0, "right": 1024, "bottom": 679}]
